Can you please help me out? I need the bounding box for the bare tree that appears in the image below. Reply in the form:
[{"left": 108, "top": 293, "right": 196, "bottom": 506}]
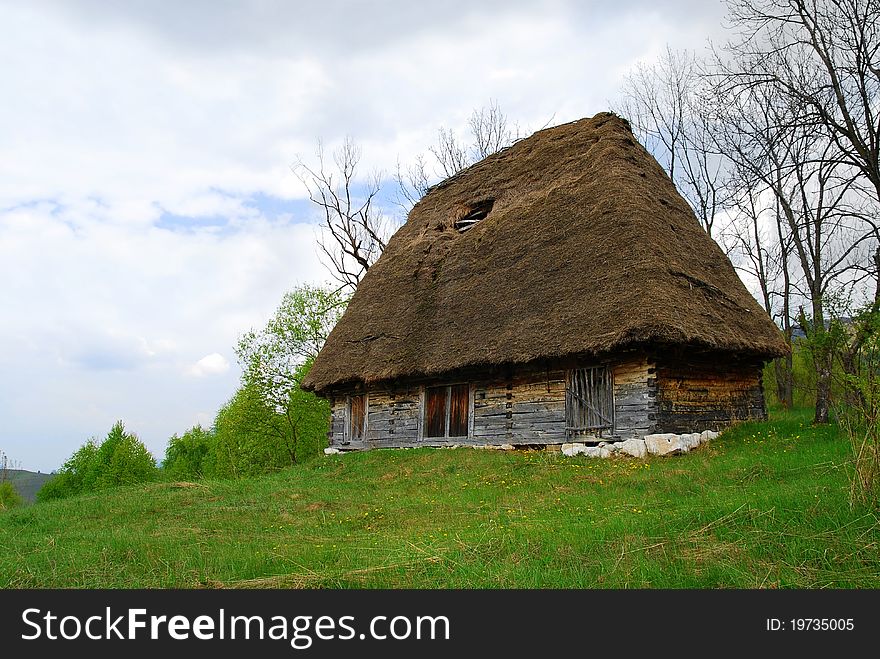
[
  {"left": 469, "top": 101, "right": 519, "bottom": 160},
  {"left": 725, "top": 0, "right": 880, "bottom": 202},
  {"left": 394, "top": 153, "right": 431, "bottom": 212},
  {"left": 294, "top": 138, "right": 396, "bottom": 294},
  {"left": 0, "top": 450, "right": 18, "bottom": 483},
  {"left": 715, "top": 71, "right": 872, "bottom": 422},
  {"left": 615, "top": 47, "right": 729, "bottom": 237},
  {"left": 395, "top": 100, "right": 520, "bottom": 212},
  {"left": 300, "top": 104, "right": 519, "bottom": 291},
  {"left": 0, "top": 449, "right": 23, "bottom": 510},
  {"left": 430, "top": 126, "right": 472, "bottom": 179},
  {"left": 719, "top": 0, "right": 880, "bottom": 422},
  {"left": 723, "top": 161, "right": 797, "bottom": 406},
  {"left": 616, "top": 46, "right": 690, "bottom": 179}
]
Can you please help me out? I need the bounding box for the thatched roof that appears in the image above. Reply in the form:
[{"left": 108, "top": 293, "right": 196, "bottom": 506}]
[{"left": 303, "top": 112, "right": 788, "bottom": 394}]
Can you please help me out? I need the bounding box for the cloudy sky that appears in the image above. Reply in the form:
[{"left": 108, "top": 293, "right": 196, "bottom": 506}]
[{"left": 0, "top": 0, "right": 728, "bottom": 472}]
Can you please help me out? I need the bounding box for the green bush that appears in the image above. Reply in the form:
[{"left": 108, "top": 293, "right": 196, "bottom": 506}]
[
  {"left": 763, "top": 340, "right": 839, "bottom": 409},
  {"left": 37, "top": 440, "right": 100, "bottom": 501},
  {"left": 0, "top": 482, "right": 23, "bottom": 511},
  {"left": 206, "top": 378, "right": 328, "bottom": 479},
  {"left": 163, "top": 425, "right": 214, "bottom": 480},
  {"left": 37, "top": 421, "right": 158, "bottom": 501}
]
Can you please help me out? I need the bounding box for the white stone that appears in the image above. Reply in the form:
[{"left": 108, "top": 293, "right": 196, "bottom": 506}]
[
  {"left": 562, "top": 443, "right": 608, "bottom": 457},
  {"left": 680, "top": 433, "right": 701, "bottom": 450},
  {"left": 700, "top": 430, "right": 719, "bottom": 443},
  {"left": 617, "top": 438, "right": 648, "bottom": 459},
  {"left": 644, "top": 433, "right": 687, "bottom": 456},
  {"left": 499, "top": 444, "right": 515, "bottom": 451},
  {"left": 324, "top": 447, "right": 342, "bottom": 455}
]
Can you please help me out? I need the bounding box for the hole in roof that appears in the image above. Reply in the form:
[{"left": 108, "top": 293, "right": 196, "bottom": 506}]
[{"left": 454, "top": 199, "right": 494, "bottom": 233}]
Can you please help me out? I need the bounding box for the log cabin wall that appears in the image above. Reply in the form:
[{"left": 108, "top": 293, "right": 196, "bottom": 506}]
[
  {"left": 328, "top": 386, "right": 421, "bottom": 449},
  {"left": 654, "top": 353, "right": 767, "bottom": 433},
  {"left": 468, "top": 356, "right": 657, "bottom": 443},
  {"left": 610, "top": 355, "right": 658, "bottom": 439},
  {"left": 472, "top": 369, "right": 567, "bottom": 444},
  {"left": 327, "top": 355, "right": 657, "bottom": 449},
  {"left": 328, "top": 399, "right": 346, "bottom": 446},
  {"left": 365, "top": 386, "right": 421, "bottom": 447}
]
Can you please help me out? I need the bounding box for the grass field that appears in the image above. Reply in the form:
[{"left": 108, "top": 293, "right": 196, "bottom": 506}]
[{"left": 1, "top": 408, "right": 878, "bottom": 588}]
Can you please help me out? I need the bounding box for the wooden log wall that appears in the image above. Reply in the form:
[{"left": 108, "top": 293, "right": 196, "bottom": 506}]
[
  {"left": 654, "top": 355, "right": 767, "bottom": 433},
  {"left": 328, "top": 355, "right": 657, "bottom": 449},
  {"left": 329, "top": 387, "right": 421, "bottom": 449},
  {"left": 366, "top": 387, "right": 421, "bottom": 448},
  {"left": 611, "top": 356, "right": 658, "bottom": 439},
  {"left": 329, "top": 399, "right": 346, "bottom": 446},
  {"left": 472, "top": 370, "right": 568, "bottom": 444}
]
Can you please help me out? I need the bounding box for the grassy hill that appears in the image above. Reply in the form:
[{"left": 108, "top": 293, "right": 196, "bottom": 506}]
[
  {"left": 1, "top": 408, "right": 878, "bottom": 588},
  {"left": 3, "top": 469, "right": 53, "bottom": 503}
]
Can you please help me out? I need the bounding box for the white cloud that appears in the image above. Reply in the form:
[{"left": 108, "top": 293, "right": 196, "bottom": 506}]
[{"left": 188, "top": 353, "right": 232, "bottom": 378}]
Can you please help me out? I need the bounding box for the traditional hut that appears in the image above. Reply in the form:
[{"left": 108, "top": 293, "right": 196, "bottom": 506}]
[{"left": 302, "top": 113, "right": 788, "bottom": 451}]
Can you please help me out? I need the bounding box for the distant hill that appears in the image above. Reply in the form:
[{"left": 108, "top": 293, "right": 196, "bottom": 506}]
[{"left": 3, "top": 469, "right": 54, "bottom": 503}]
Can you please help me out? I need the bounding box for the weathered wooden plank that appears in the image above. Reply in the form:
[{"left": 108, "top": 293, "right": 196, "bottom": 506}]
[
  {"left": 475, "top": 413, "right": 563, "bottom": 424},
  {"left": 614, "top": 415, "right": 653, "bottom": 429},
  {"left": 369, "top": 432, "right": 419, "bottom": 444},
  {"left": 615, "top": 381, "right": 651, "bottom": 393},
  {"left": 367, "top": 411, "right": 413, "bottom": 424},
  {"left": 653, "top": 355, "right": 766, "bottom": 433},
  {"left": 614, "top": 398, "right": 652, "bottom": 410},
  {"left": 475, "top": 402, "right": 563, "bottom": 415},
  {"left": 471, "top": 427, "right": 511, "bottom": 437},
  {"left": 613, "top": 360, "right": 654, "bottom": 384}
]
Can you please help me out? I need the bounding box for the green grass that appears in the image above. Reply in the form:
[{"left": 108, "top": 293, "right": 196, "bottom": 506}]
[{"left": 1, "top": 408, "right": 877, "bottom": 588}]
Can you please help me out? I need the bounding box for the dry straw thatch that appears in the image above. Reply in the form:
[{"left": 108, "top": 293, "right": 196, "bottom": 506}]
[{"left": 304, "top": 113, "right": 788, "bottom": 394}]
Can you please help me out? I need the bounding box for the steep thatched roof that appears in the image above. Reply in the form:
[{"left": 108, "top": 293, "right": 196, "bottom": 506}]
[{"left": 303, "top": 112, "right": 788, "bottom": 394}]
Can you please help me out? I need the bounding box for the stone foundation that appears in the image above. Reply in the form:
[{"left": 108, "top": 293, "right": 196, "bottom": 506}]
[
  {"left": 325, "top": 429, "right": 721, "bottom": 458},
  {"left": 561, "top": 429, "right": 719, "bottom": 458}
]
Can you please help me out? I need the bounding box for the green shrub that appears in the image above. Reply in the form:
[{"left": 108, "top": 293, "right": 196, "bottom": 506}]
[
  {"left": 37, "top": 421, "right": 158, "bottom": 501},
  {"left": 763, "top": 340, "right": 839, "bottom": 409},
  {"left": 205, "top": 372, "right": 329, "bottom": 480},
  {"left": 0, "top": 482, "right": 23, "bottom": 511},
  {"left": 164, "top": 425, "right": 214, "bottom": 480}
]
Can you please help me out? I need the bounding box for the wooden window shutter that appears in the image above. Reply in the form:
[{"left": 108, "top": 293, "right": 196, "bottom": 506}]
[
  {"left": 423, "top": 384, "right": 471, "bottom": 439},
  {"left": 448, "top": 384, "right": 469, "bottom": 437},
  {"left": 424, "top": 386, "right": 447, "bottom": 438}
]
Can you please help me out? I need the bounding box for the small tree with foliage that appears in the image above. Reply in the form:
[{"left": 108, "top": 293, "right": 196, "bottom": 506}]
[
  {"left": 0, "top": 450, "right": 23, "bottom": 510},
  {"left": 164, "top": 425, "right": 214, "bottom": 481},
  {"left": 37, "top": 440, "right": 100, "bottom": 501},
  {"left": 37, "top": 421, "right": 158, "bottom": 501},
  {"left": 94, "top": 421, "right": 157, "bottom": 488},
  {"left": 0, "top": 482, "right": 22, "bottom": 510},
  {"left": 209, "top": 382, "right": 284, "bottom": 478},
  {"left": 233, "top": 285, "right": 344, "bottom": 468}
]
